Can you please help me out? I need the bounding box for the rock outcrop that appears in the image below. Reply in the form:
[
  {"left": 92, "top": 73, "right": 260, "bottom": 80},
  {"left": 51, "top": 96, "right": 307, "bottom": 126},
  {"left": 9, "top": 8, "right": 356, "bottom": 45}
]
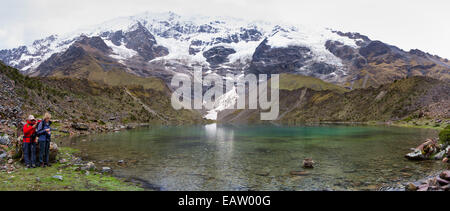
[
  {"left": 302, "top": 158, "right": 315, "bottom": 168},
  {"left": 406, "top": 170, "right": 450, "bottom": 191},
  {"left": 405, "top": 138, "right": 448, "bottom": 161},
  {"left": 104, "top": 22, "right": 169, "bottom": 61},
  {"left": 250, "top": 38, "right": 312, "bottom": 75},
  {"left": 203, "top": 46, "right": 236, "bottom": 66}
]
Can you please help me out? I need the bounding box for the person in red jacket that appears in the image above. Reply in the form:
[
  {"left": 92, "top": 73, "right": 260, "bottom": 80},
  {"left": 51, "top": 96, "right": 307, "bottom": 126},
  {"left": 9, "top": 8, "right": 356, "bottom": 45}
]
[{"left": 23, "top": 115, "right": 37, "bottom": 168}]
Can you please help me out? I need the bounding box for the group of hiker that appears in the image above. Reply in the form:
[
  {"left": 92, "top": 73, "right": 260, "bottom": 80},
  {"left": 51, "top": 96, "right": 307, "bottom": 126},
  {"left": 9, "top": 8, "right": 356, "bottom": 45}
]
[{"left": 22, "top": 113, "right": 53, "bottom": 168}]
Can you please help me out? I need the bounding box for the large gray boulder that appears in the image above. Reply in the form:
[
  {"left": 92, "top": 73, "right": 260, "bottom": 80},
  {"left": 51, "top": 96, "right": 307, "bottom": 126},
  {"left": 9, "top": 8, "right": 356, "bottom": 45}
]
[{"left": 0, "top": 135, "right": 10, "bottom": 146}]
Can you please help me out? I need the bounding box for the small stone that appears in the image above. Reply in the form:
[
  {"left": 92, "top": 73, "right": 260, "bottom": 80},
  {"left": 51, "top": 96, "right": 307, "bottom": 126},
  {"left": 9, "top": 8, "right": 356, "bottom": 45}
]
[
  {"left": 353, "top": 181, "right": 362, "bottom": 186},
  {"left": 401, "top": 172, "right": 412, "bottom": 177},
  {"left": 52, "top": 175, "right": 63, "bottom": 181},
  {"left": 36, "top": 177, "right": 40, "bottom": 182},
  {"left": 439, "top": 170, "right": 450, "bottom": 180},
  {"left": 255, "top": 172, "right": 270, "bottom": 176},
  {"left": 417, "top": 184, "right": 429, "bottom": 191},
  {"left": 101, "top": 167, "right": 112, "bottom": 174},
  {"left": 81, "top": 162, "right": 96, "bottom": 171},
  {"left": 7, "top": 159, "right": 13, "bottom": 164},
  {"left": 303, "top": 158, "right": 315, "bottom": 168},
  {"left": 405, "top": 183, "right": 418, "bottom": 191},
  {"left": 86, "top": 162, "right": 96, "bottom": 170}
]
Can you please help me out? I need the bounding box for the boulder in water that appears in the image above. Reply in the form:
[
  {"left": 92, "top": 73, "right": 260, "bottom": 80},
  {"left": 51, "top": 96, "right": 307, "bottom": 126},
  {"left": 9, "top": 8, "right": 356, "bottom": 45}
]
[
  {"left": 303, "top": 158, "right": 315, "bottom": 168},
  {"left": 405, "top": 138, "right": 442, "bottom": 160}
]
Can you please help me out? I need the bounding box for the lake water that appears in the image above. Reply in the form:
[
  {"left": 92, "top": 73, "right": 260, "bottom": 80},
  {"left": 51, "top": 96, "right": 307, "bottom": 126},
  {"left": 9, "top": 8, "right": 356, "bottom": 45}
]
[{"left": 60, "top": 124, "right": 445, "bottom": 191}]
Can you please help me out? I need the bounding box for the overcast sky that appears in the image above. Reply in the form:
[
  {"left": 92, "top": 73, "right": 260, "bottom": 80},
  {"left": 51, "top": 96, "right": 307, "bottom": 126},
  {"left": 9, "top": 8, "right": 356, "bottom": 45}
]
[{"left": 1, "top": 0, "right": 449, "bottom": 58}]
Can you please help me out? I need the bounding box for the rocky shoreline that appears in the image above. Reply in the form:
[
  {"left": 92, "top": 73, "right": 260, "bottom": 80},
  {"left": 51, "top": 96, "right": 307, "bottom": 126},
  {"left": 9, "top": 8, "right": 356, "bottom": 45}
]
[
  {"left": 0, "top": 119, "right": 151, "bottom": 190},
  {"left": 2, "top": 119, "right": 449, "bottom": 191},
  {"left": 382, "top": 126, "right": 450, "bottom": 191},
  {"left": 0, "top": 146, "right": 143, "bottom": 191},
  {"left": 380, "top": 169, "right": 450, "bottom": 191}
]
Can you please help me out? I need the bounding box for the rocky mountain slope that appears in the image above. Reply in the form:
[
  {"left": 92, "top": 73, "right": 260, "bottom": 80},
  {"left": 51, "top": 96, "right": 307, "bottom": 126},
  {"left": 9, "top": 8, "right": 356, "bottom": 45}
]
[
  {"left": 0, "top": 61, "right": 204, "bottom": 136},
  {"left": 1, "top": 11, "right": 449, "bottom": 89},
  {"left": 219, "top": 74, "right": 450, "bottom": 124}
]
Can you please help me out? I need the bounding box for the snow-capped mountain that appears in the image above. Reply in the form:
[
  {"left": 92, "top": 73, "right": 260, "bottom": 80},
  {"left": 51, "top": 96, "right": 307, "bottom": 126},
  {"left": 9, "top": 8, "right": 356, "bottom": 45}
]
[
  {"left": 0, "top": 12, "right": 366, "bottom": 80},
  {"left": 1, "top": 11, "right": 449, "bottom": 88}
]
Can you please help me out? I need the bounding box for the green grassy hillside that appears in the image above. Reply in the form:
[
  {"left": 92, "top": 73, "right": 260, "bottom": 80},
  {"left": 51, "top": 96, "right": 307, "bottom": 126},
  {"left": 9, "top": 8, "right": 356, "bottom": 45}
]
[
  {"left": 279, "top": 73, "right": 349, "bottom": 93},
  {"left": 0, "top": 62, "right": 204, "bottom": 126},
  {"left": 219, "top": 76, "right": 450, "bottom": 125}
]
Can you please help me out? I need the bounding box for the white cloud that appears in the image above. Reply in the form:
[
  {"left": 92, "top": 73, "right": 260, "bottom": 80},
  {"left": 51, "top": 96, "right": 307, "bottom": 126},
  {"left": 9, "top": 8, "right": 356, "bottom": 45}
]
[{"left": 0, "top": 0, "right": 449, "bottom": 58}]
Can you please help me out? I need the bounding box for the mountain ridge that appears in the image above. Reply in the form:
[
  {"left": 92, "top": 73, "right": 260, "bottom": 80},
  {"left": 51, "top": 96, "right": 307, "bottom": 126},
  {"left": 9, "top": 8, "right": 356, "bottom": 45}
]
[
  {"left": 2, "top": 11, "right": 449, "bottom": 90},
  {"left": 0, "top": 61, "right": 205, "bottom": 133},
  {"left": 218, "top": 75, "right": 450, "bottom": 124}
]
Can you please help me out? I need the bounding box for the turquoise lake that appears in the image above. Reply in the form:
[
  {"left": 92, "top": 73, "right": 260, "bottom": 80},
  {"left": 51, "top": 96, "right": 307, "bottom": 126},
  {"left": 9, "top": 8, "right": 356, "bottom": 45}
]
[{"left": 61, "top": 124, "right": 446, "bottom": 191}]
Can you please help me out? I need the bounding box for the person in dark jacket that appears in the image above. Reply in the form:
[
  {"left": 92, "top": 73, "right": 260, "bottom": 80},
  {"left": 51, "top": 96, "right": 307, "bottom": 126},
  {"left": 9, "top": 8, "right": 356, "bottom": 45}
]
[
  {"left": 36, "top": 112, "right": 52, "bottom": 167},
  {"left": 22, "top": 115, "right": 37, "bottom": 168}
]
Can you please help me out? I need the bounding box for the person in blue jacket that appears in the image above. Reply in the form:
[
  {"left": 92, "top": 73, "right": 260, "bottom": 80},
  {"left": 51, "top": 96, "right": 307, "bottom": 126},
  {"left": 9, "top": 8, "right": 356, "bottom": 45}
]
[{"left": 36, "top": 112, "right": 52, "bottom": 167}]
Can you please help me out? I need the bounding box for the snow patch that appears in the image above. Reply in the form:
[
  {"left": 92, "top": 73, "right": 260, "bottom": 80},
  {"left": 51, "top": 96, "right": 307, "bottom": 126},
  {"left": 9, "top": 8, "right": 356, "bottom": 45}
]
[
  {"left": 104, "top": 39, "right": 138, "bottom": 61},
  {"left": 227, "top": 41, "right": 261, "bottom": 64},
  {"left": 266, "top": 25, "right": 359, "bottom": 67},
  {"left": 152, "top": 36, "right": 206, "bottom": 63},
  {"left": 204, "top": 86, "right": 239, "bottom": 120}
]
